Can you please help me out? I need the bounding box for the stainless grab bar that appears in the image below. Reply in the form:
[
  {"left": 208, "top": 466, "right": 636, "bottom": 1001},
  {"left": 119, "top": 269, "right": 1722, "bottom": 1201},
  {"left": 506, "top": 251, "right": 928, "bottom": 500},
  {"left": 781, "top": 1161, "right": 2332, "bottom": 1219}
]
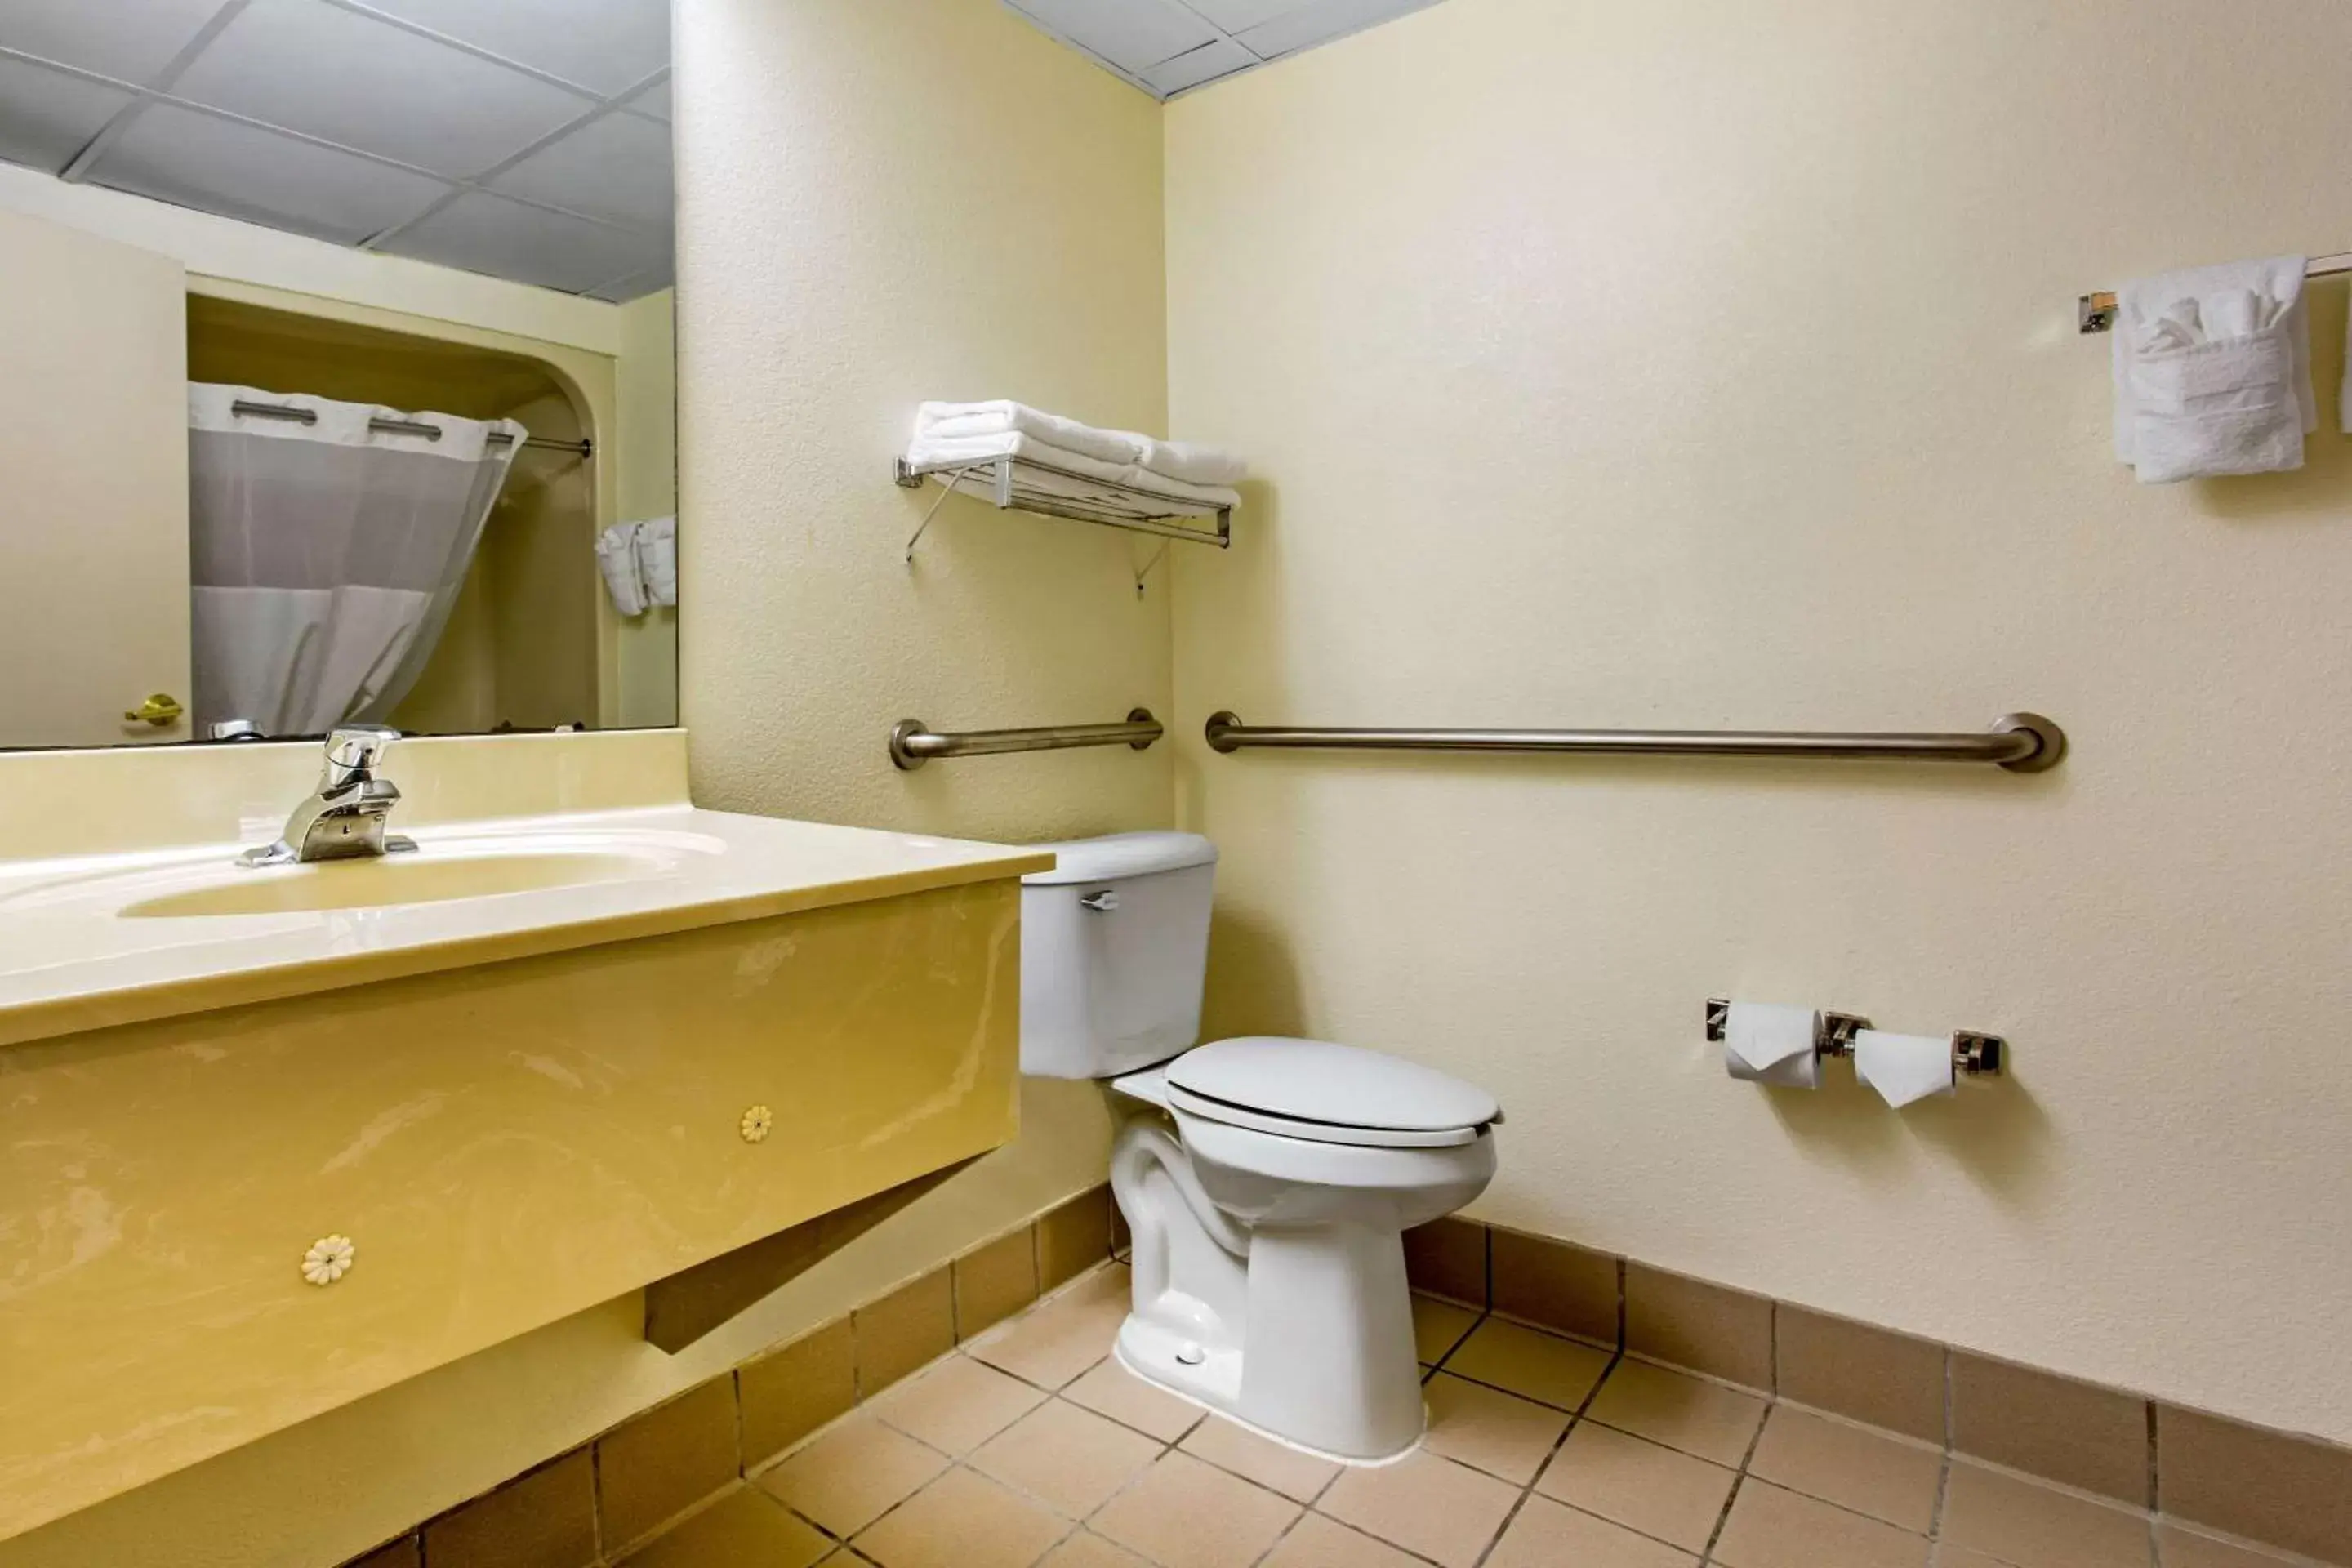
[
  {"left": 890, "top": 710, "right": 1165, "bottom": 771},
  {"left": 1203, "top": 710, "right": 2066, "bottom": 772}
]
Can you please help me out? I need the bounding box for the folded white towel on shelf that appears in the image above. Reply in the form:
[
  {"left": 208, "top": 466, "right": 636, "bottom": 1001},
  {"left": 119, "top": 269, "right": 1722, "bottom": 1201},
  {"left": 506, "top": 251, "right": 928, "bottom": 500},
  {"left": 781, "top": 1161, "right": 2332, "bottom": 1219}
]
[
  {"left": 916, "top": 400, "right": 1147, "bottom": 470},
  {"left": 2111, "top": 255, "right": 2314, "bottom": 483},
  {"left": 904, "top": 430, "right": 1241, "bottom": 514},
  {"left": 596, "top": 522, "right": 647, "bottom": 616},
  {"left": 1137, "top": 438, "right": 1247, "bottom": 488},
  {"left": 915, "top": 401, "right": 1247, "bottom": 491},
  {"left": 634, "top": 516, "right": 678, "bottom": 608}
]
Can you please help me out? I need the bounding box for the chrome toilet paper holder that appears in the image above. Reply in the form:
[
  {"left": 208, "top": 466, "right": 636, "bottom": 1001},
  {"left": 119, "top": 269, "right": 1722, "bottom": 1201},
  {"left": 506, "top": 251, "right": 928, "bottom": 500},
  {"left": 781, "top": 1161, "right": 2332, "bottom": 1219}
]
[{"left": 1705, "top": 1000, "right": 2006, "bottom": 1076}]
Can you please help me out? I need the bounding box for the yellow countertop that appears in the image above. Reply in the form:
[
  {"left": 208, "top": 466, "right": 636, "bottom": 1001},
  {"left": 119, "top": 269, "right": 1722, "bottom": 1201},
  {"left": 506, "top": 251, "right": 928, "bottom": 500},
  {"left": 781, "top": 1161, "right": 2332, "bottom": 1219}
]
[{"left": 0, "top": 804, "right": 1054, "bottom": 1049}]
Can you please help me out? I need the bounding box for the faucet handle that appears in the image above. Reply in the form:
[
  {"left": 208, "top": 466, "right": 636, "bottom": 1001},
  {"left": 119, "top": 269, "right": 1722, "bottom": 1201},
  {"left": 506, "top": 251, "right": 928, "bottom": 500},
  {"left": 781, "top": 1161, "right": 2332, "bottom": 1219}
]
[{"left": 323, "top": 725, "right": 401, "bottom": 785}]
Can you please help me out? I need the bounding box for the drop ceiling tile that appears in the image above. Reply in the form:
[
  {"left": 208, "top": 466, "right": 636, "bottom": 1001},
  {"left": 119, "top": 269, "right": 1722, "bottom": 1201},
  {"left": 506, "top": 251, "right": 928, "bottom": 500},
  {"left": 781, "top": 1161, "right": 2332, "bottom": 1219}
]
[
  {"left": 172, "top": 0, "right": 590, "bottom": 178},
  {"left": 626, "top": 77, "right": 671, "bottom": 122},
  {"left": 1143, "top": 38, "right": 1258, "bottom": 96},
  {"left": 1236, "top": 0, "right": 1440, "bottom": 60},
  {"left": 354, "top": 0, "right": 670, "bottom": 97},
  {"left": 1175, "top": 0, "right": 1303, "bottom": 33},
  {"left": 377, "top": 190, "right": 666, "bottom": 295},
  {"left": 586, "top": 257, "right": 673, "bottom": 304},
  {"left": 0, "top": 55, "right": 134, "bottom": 175},
  {"left": 0, "top": 0, "right": 229, "bottom": 87},
  {"left": 486, "top": 111, "right": 670, "bottom": 229},
  {"left": 89, "top": 101, "right": 452, "bottom": 244},
  {"left": 1011, "top": 0, "right": 1218, "bottom": 74}
]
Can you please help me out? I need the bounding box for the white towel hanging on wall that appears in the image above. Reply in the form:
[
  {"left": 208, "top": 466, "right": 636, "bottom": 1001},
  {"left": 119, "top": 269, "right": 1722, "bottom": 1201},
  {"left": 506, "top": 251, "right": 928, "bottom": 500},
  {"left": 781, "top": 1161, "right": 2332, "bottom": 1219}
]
[{"left": 2109, "top": 256, "right": 2314, "bottom": 483}]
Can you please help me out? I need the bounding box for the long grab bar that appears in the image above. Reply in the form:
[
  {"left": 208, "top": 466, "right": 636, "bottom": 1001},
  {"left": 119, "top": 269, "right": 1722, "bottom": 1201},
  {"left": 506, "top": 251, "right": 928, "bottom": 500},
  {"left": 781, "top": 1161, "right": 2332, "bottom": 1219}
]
[
  {"left": 1204, "top": 711, "right": 2066, "bottom": 772},
  {"left": 890, "top": 710, "right": 1165, "bottom": 770}
]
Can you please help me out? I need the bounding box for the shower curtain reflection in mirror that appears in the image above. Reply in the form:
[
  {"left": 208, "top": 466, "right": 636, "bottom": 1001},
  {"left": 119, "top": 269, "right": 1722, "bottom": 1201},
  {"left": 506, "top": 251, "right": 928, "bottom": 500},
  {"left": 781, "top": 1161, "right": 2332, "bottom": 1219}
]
[{"left": 186, "top": 385, "right": 522, "bottom": 738}]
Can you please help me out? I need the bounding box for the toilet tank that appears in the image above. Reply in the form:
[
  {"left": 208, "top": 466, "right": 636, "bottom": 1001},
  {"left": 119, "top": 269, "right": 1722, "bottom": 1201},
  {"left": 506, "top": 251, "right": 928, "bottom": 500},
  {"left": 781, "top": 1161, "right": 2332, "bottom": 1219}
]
[{"left": 1020, "top": 832, "right": 1218, "bottom": 1080}]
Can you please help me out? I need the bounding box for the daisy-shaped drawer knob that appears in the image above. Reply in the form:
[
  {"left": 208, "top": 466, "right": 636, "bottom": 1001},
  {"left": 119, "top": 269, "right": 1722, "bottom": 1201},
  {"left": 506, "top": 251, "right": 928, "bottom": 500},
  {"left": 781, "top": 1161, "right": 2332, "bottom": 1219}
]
[
  {"left": 302, "top": 1235, "right": 355, "bottom": 1286},
  {"left": 739, "top": 1105, "right": 773, "bottom": 1143}
]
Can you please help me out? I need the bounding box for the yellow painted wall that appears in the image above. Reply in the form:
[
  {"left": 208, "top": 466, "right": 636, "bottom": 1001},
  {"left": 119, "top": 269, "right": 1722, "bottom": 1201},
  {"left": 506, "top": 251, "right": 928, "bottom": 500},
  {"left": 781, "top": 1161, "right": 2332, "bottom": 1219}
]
[
  {"left": 675, "top": 0, "right": 1174, "bottom": 844},
  {"left": 1165, "top": 0, "right": 2352, "bottom": 1445}
]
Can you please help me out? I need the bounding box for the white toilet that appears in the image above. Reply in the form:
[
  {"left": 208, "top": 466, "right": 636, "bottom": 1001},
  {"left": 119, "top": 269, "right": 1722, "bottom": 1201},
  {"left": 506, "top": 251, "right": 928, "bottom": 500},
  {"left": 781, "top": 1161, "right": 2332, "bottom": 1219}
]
[{"left": 1022, "top": 831, "right": 1499, "bottom": 1463}]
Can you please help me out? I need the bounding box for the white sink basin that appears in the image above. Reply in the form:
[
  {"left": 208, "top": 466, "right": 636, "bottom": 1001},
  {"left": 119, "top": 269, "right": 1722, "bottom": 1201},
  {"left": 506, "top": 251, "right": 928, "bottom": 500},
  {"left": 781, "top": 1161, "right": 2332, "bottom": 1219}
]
[
  {"left": 121, "top": 849, "right": 665, "bottom": 917},
  {"left": 0, "top": 826, "right": 726, "bottom": 921}
]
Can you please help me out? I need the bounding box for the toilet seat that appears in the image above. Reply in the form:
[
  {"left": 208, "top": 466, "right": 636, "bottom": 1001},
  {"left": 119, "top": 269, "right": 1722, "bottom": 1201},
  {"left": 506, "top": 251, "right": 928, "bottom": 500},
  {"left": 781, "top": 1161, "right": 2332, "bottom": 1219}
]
[{"left": 1158, "top": 1036, "right": 1499, "bottom": 1150}]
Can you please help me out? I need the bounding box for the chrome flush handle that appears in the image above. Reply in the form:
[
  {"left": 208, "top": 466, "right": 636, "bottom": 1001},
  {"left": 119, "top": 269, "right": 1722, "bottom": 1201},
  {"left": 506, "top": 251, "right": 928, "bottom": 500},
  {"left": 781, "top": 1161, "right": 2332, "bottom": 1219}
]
[{"left": 1079, "top": 890, "right": 1119, "bottom": 913}]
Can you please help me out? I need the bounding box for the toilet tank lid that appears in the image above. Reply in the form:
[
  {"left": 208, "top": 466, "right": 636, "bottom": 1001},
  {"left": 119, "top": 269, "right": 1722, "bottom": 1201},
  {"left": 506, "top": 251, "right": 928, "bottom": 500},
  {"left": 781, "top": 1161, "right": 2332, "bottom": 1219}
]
[
  {"left": 1022, "top": 831, "right": 1218, "bottom": 885},
  {"left": 1168, "top": 1037, "right": 1500, "bottom": 1134}
]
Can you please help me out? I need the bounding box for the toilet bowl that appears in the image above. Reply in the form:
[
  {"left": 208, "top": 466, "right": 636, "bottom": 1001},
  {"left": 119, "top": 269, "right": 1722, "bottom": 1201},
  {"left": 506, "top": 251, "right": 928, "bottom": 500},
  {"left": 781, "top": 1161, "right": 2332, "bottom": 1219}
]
[{"left": 1021, "top": 833, "right": 1500, "bottom": 1463}]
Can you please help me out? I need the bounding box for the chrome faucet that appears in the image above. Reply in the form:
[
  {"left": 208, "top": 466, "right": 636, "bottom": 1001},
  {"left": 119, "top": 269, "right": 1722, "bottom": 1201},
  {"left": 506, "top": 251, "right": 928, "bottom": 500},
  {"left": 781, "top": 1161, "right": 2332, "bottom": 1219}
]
[{"left": 238, "top": 726, "right": 419, "bottom": 867}]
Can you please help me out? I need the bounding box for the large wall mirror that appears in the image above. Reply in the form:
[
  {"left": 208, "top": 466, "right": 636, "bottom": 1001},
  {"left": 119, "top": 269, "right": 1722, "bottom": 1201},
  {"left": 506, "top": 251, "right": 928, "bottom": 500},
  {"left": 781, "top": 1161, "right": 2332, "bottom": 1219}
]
[{"left": 0, "top": 0, "right": 676, "bottom": 751}]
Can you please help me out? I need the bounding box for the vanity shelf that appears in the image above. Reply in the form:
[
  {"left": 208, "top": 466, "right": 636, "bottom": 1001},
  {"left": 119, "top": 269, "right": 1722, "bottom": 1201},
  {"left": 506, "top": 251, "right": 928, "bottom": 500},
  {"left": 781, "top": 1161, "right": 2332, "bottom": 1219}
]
[{"left": 896, "top": 453, "right": 1232, "bottom": 592}]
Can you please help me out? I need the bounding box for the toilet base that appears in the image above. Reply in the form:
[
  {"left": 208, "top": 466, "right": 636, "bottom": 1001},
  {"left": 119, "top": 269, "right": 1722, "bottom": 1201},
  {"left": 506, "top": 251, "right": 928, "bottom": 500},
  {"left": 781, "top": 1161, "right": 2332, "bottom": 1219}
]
[
  {"left": 1112, "top": 1318, "right": 1426, "bottom": 1468},
  {"left": 1113, "top": 1123, "right": 1436, "bottom": 1463}
]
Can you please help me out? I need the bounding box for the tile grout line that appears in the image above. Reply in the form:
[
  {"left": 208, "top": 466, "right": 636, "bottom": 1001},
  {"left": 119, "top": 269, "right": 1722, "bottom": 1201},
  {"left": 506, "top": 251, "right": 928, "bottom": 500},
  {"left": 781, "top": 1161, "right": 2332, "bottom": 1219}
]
[
  {"left": 1468, "top": 1319, "right": 1626, "bottom": 1568},
  {"left": 1697, "top": 1391, "right": 1775, "bottom": 1566}
]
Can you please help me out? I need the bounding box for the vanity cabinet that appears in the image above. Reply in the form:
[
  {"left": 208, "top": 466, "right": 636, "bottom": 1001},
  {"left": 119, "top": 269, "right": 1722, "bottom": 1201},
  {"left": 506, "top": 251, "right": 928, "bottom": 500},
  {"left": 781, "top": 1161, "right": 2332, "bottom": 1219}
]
[{"left": 0, "top": 875, "right": 1021, "bottom": 1538}]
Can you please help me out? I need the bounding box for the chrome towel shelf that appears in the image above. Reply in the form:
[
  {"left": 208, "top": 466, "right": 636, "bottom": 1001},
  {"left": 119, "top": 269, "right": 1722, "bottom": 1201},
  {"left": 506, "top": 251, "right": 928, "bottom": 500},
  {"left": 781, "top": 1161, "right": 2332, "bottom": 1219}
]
[
  {"left": 889, "top": 710, "right": 1164, "bottom": 771},
  {"left": 896, "top": 455, "right": 1232, "bottom": 595},
  {"left": 1203, "top": 711, "right": 2066, "bottom": 772}
]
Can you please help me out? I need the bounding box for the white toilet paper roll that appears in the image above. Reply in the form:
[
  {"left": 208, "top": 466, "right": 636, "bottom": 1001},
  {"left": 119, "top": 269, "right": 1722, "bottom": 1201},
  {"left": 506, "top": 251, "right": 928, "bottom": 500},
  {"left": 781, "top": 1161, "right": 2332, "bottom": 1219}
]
[
  {"left": 1725, "top": 1001, "right": 1820, "bottom": 1089},
  {"left": 1854, "top": 1029, "right": 1954, "bottom": 1108}
]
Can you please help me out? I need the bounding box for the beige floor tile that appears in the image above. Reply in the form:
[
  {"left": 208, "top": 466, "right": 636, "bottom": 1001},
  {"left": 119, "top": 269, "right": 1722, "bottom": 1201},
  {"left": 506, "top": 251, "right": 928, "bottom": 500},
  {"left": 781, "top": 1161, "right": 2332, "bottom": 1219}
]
[
  {"left": 1584, "top": 1360, "right": 1766, "bottom": 1467},
  {"left": 1713, "top": 1479, "right": 1929, "bottom": 1568},
  {"left": 868, "top": 1354, "right": 1047, "bottom": 1456},
  {"left": 621, "top": 1486, "right": 834, "bottom": 1568},
  {"left": 1178, "top": 1415, "right": 1342, "bottom": 1503},
  {"left": 1037, "top": 1533, "right": 1153, "bottom": 1568},
  {"left": 1062, "top": 1359, "right": 1204, "bottom": 1442},
  {"left": 1413, "top": 1294, "right": 1480, "bottom": 1365},
  {"left": 1422, "top": 1371, "right": 1570, "bottom": 1484},
  {"left": 1090, "top": 1451, "right": 1302, "bottom": 1568},
  {"left": 1748, "top": 1406, "right": 1943, "bottom": 1534},
  {"left": 852, "top": 1466, "right": 1070, "bottom": 1568},
  {"left": 1533, "top": 1420, "right": 1735, "bottom": 1552},
  {"left": 971, "top": 1400, "right": 1164, "bottom": 1519},
  {"left": 967, "top": 1267, "right": 1131, "bottom": 1390},
  {"left": 1485, "top": 1494, "right": 1699, "bottom": 1568},
  {"left": 1931, "top": 1550, "right": 2015, "bottom": 1568},
  {"left": 1940, "top": 1461, "right": 2153, "bottom": 1568},
  {"left": 753, "top": 1412, "right": 949, "bottom": 1538},
  {"left": 1443, "top": 1317, "right": 1613, "bottom": 1410},
  {"left": 1261, "top": 1512, "right": 1429, "bottom": 1567},
  {"left": 1318, "top": 1449, "right": 1519, "bottom": 1568},
  {"left": 2157, "top": 1524, "right": 2305, "bottom": 1567}
]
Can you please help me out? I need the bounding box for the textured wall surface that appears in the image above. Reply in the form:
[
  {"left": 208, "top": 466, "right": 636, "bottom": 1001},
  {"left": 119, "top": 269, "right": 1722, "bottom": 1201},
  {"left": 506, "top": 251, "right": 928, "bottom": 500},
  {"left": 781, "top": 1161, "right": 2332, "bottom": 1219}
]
[
  {"left": 677, "top": 0, "right": 1174, "bottom": 844},
  {"left": 1166, "top": 0, "right": 2352, "bottom": 1443},
  {"left": 0, "top": 2, "right": 1160, "bottom": 1562}
]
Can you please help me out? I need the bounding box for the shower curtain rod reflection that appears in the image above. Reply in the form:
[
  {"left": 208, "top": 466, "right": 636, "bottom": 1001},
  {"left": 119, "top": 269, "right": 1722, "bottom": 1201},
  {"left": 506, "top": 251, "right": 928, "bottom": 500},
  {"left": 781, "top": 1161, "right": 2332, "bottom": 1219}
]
[{"left": 227, "top": 398, "right": 594, "bottom": 456}]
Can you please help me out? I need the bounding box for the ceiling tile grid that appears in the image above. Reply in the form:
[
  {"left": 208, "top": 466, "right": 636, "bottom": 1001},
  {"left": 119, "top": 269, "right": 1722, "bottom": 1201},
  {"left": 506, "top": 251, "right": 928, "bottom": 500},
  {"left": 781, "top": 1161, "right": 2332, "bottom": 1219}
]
[
  {"left": 1007, "top": 0, "right": 1446, "bottom": 99},
  {"left": 0, "top": 0, "right": 671, "bottom": 301}
]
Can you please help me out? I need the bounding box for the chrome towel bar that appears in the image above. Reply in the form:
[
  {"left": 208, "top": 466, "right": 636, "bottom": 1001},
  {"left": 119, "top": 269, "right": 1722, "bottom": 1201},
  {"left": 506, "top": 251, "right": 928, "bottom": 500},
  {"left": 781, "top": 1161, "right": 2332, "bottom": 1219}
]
[
  {"left": 2080, "top": 252, "right": 2352, "bottom": 332},
  {"left": 1203, "top": 711, "right": 2065, "bottom": 772},
  {"left": 890, "top": 710, "right": 1165, "bottom": 771}
]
